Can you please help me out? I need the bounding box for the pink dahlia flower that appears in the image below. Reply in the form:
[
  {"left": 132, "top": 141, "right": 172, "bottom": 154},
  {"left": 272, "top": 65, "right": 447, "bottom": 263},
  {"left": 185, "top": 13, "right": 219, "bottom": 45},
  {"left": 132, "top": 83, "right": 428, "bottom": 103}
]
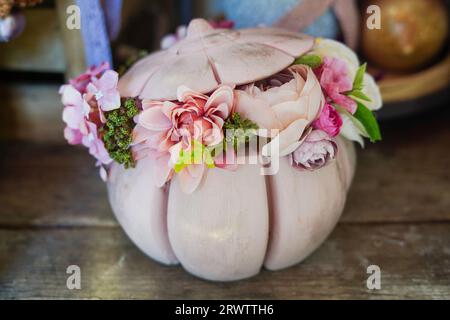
[{"left": 132, "top": 85, "right": 234, "bottom": 193}]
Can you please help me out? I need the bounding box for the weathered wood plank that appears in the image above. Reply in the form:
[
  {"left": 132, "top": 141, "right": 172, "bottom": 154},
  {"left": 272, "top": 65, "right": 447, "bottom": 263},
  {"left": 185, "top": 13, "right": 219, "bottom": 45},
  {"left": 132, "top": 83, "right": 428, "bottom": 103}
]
[
  {"left": 342, "top": 109, "right": 450, "bottom": 223},
  {"left": 0, "top": 224, "right": 448, "bottom": 299},
  {"left": 0, "top": 84, "right": 65, "bottom": 143},
  {"left": 0, "top": 142, "right": 115, "bottom": 227}
]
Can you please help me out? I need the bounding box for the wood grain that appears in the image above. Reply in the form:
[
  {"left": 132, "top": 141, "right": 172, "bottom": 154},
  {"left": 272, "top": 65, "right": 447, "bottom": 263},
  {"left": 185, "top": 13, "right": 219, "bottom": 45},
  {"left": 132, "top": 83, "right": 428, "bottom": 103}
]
[
  {"left": 0, "top": 142, "right": 115, "bottom": 228},
  {"left": 0, "top": 84, "right": 65, "bottom": 143},
  {"left": 0, "top": 224, "right": 448, "bottom": 299}
]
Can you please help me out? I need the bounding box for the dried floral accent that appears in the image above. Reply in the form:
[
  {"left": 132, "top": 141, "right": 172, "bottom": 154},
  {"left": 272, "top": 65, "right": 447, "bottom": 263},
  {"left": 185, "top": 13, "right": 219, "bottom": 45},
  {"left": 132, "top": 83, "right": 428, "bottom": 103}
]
[{"left": 102, "top": 98, "right": 139, "bottom": 169}]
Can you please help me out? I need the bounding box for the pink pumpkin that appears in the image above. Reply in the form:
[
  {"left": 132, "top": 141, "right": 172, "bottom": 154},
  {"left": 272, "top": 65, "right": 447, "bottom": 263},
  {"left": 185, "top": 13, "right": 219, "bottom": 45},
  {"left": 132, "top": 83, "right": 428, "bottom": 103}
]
[{"left": 109, "top": 19, "right": 357, "bottom": 281}]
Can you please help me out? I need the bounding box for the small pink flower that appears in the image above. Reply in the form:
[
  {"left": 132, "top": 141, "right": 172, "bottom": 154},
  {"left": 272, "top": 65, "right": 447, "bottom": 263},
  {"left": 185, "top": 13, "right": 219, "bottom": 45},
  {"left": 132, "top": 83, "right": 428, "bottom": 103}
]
[
  {"left": 69, "top": 62, "right": 110, "bottom": 94},
  {"left": 87, "top": 70, "right": 121, "bottom": 112},
  {"left": 312, "top": 103, "right": 342, "bottom": 137},
  {"left": 290, "top": 130, "right": 337, "bottom": 170},
  {"left": 316, "top": 57, "right": 356, "bottom": 114}
]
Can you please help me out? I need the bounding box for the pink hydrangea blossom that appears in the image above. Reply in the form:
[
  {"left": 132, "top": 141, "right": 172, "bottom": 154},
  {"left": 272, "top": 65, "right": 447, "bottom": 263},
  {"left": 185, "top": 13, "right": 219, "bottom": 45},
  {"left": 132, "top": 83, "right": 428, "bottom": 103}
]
[
  {"left": 316, "top": 57, "right": 356, "bottom": 114},
  {"left": 60, "top": 85, "right": 90, "bottom": 144},
  {"left": 82, "top": 121, "right": 113, "bottom": 165},
  {"left": 87, "top": 70, "right": 121, "bottom": 112},
  {"left": 132, "top": 85, "right": 235, "bottom": 193},
  {"left": 69, "top": 62, "right": 110, "bottom": 94},
  {"left": 60, "top": 84, "right": 112, "bottom": 166},
  {"left": 290, "top": 130, "right": 337, "bottom": 170},
  {"left": 312, "top": 103, "right": 342, "bottom": 137}
]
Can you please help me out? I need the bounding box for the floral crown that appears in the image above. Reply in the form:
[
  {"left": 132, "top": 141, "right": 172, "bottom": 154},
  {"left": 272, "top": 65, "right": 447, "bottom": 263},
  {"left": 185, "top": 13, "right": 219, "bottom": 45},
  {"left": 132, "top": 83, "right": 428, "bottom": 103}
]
[{"left": 60, "top": 38, "right": 382, "bottom": 194}]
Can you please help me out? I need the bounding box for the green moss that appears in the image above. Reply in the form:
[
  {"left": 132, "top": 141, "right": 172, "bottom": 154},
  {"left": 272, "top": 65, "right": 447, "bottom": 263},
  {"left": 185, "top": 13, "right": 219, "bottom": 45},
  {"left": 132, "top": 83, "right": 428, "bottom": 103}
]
[
  {"left": 101, "top": 98, "right": 139, "bottom": 169},
  {"left": 223, "top": 112, "right": 258, "bottom": 151}
]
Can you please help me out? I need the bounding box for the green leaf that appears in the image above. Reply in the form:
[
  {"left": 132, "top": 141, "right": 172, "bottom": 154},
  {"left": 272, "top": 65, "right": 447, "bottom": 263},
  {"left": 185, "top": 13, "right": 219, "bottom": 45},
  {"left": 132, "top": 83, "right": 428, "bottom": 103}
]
[
  {"left": 349, "top": 90, "right": 372, "bottom": 102},
  {"left": 352, "top": 63, "right": 366, "bottom": 91},
  {"left": 294, "top": 54, "right": 323, "bottom": 68},
  {"left": 353, "top": 102, "right": 382, "bottom": 143},
  {"left": 334, "top": 104, "right": 369, "bottom": 138},
  {"left": 174, "top": 140, "right": 215, "bottom": 173}
]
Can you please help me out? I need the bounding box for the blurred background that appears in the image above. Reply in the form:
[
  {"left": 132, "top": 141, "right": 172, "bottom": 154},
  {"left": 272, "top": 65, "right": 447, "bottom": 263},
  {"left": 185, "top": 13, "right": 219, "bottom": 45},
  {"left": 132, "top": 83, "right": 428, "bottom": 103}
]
[
  {"left": 0, "top": 0, "right": 449, "bottom": 299},
  {"left": 0, "top": 0, "right": 449, "bottom": 139}
]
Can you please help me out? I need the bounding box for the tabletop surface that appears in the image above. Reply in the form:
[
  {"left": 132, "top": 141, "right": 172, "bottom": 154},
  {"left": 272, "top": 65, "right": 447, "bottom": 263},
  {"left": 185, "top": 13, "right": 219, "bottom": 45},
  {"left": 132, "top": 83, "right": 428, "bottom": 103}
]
[{"left": 0, "top": 83, "right": 449, "bottom": 299}]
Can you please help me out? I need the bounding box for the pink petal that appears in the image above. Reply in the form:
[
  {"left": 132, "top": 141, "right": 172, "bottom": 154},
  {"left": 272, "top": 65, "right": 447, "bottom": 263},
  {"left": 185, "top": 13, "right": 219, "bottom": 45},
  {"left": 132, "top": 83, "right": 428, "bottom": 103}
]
[
  {"left": 153, "top": 153, "right": 173, "bottom": 187},
  {"left": 62, "top": 106, "right": 84, "bottom": 129},
  {"left": 139, "top": 107, "right": 172, "bottom": 131},
  {"left": 235, "top": 90, "right": 283, "bottom": 131},
  {"left": 204, "top": 85, "right": 234, "bottom": 113},
  {"left": 99, "top": 90, "right": 121, "bottom": 111},
  {"left": 61, "top": 85, "right": 83, "bottom": 107},
  {"left": 99, "top": 70, "right": 119, "bottom": 90},
  {"left": 178, "top": 164, "right": 206, "bottom": 194},
  {"left": 64, "top": 127, "right": 83, "bottom": 145}
]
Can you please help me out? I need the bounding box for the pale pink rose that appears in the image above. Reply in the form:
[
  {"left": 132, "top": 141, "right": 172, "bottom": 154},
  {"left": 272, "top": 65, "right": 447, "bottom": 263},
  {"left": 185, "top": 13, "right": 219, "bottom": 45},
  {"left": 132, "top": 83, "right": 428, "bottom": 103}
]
[
  {"left": 69, "top": 62, "right": 110, "bottom": 94},
  {"left": 235, "top": 64, "right": 324, "bottom": 157},
  {"left": 312, "top": 103, "right": 342, "bottom": 137},
  {"left": 132, "top": 85, "right": 234, "bottom": 193},
  {"left": 315, "top": 57, "right": 356, "bottom": 114},
  {"left": 87, "top": 70, "right": 121, "bottom": 112},
  {"left": 290, "top": 130, "right": 337, "bottom": 170}
]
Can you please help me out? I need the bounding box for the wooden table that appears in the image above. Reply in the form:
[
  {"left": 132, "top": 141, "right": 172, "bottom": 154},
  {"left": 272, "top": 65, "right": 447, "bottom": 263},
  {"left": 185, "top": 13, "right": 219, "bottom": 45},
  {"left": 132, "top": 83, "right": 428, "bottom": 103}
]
[{"left": 0, "top": 84, "right": 449, "bottom": 299}]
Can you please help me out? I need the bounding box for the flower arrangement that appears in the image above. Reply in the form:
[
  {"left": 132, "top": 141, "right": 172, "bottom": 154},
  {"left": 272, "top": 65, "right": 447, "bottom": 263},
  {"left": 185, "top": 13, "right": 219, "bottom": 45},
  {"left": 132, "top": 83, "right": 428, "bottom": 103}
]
[{"left": 60, "top": 38, "right": 382, "bottom": 193}]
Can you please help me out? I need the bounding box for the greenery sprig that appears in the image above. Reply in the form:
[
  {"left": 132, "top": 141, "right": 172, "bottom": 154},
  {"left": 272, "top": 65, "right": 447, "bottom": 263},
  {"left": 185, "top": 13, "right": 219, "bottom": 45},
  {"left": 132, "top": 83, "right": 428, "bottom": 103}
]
[
  {"left": 223, "top": 112, "right": 259, "bottom": 152},
  {"left": 102, "top": 98, "right": 139, "bottom": 169}
]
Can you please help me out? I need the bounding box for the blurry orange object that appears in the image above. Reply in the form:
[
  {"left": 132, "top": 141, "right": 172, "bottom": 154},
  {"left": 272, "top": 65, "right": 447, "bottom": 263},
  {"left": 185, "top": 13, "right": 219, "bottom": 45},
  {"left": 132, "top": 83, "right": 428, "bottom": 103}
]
[{"left": 361, "top": 0, "right": 449, "bottom": 72}]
